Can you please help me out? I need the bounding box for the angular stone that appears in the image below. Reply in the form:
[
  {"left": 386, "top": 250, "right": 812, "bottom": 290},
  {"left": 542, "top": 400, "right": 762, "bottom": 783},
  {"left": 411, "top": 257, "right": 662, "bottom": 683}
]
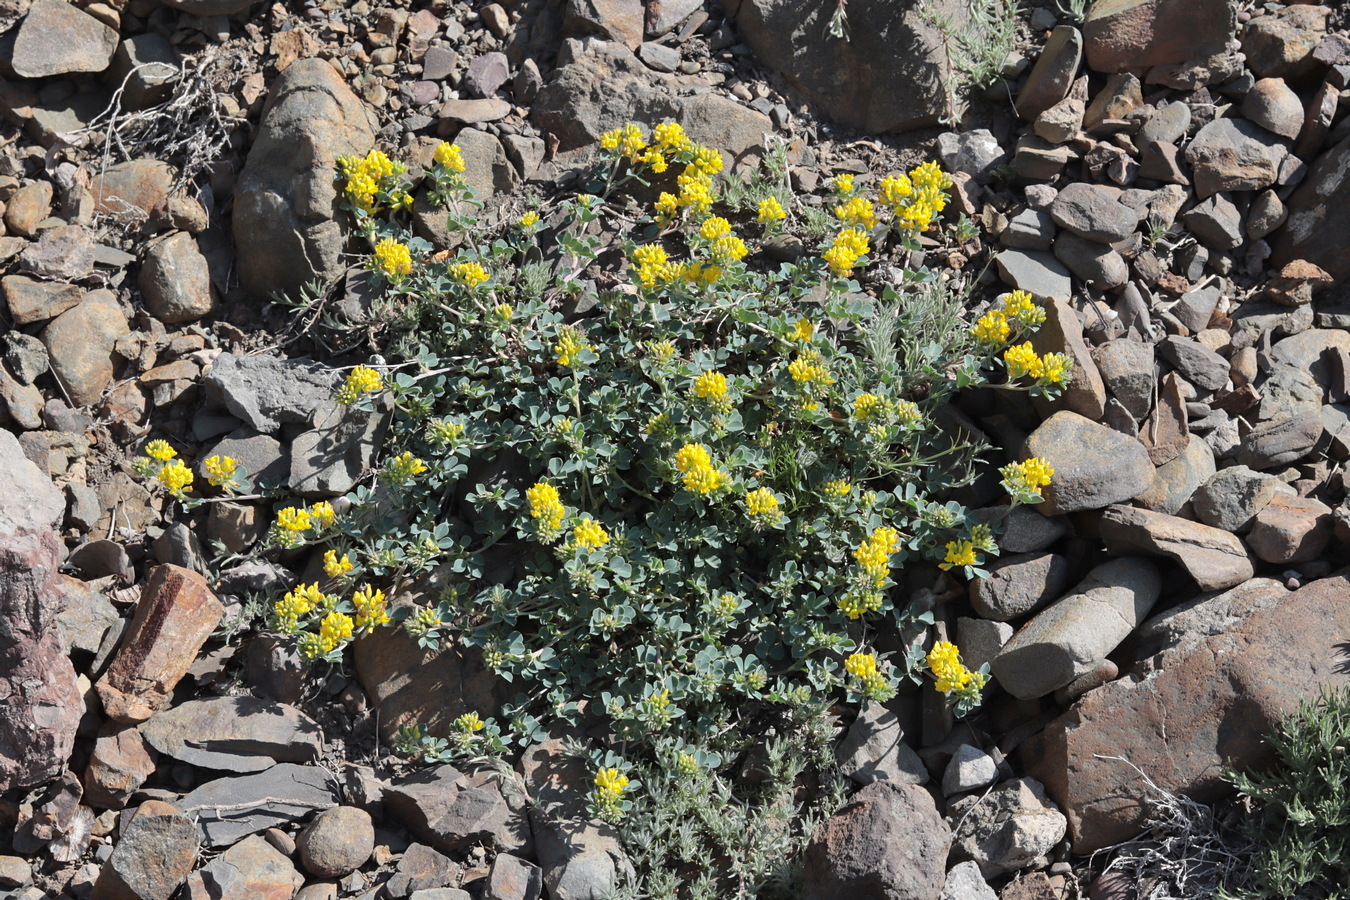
[
  {"left": 297, "top": 806, "right": 374, "bottom": 878},
  {"left": 178, "top": 764, "right": 340, "bottom": 848},
  {"left": 1049, "top": 182, "right": 1139, "bottom": 244},
  {"left": 836, "top": 702, "right": 927, "bottom": 787},
  {"left": 55, "top": 575, "right": 119, "bottom": 657},
  {"left": 1158, "top": 335, "right": 1229, "bottom": 392},
  {"left": 1053, "top": 231, "right": 1128, "bottom": 289},
  {"left": 487, "top": 853, "right": 543, "bottom": 900},
  {"left": 1192, "top": 465, "right": 1289, "bottom": 533},
  {"left": 96, "top": 565, "right": 224, "bottom": 723},
  {"left": 1022, "top": 412, "right": 1156, "bottom": 515},
  {"left": 1034, "top": 94, "right": 1084, "bottom": 144},
  {"left": 11, "top": 0, "right": 117, "bottom": 78},
  {"left": 1242, "top": 77, "right": 1304, "bottom": 140},
  {"left": 1091, "top": 339, "right": 1154, "bottom": 421},
  {"left": 1134, "top": 432, "right": 1214, "bottom": 515},
  {"left": 803, "top": 781, "right": 951, "bottom": 900},
  {"left": 675, "top": 93, "right": 773, "bottom": 171},
  {"left": 235, "top": 58, "right": 375, "bottom": 301},
  {"left": 1138, "top": 101, "right": 1192, "bottom": 148},
  {"left": 942, "top": 861, "right": 998, "bottom": 900},
  {"left": 1236, "top": 410, "right": 1323, "bottom": 469},
  {"left": 1000, "top": 209, "right": 1055, "bottom": 251},
  {"left": 970, "top": 552, "right": 1073, "bottom": 622},
  {"left": 92, "top": 800, "right": 197, "bottom": 900},
  {"left": 938, "top": 129, "right": 1009, "bottom": 182},
  {"left": 1182, "top": 193, "right": 1243, "bottom": 251},
  {"left": 109, "top": 33, "right": 178, "bottom": 111},
  {"left": 90, "top": 159, "right": 176, "bottom": 220},
  {"left": 1017, "top": 26, "right": 1083, "bottom": 121},
  {"left": 947, "top": 778, "right": 1067, "bottom": 879},
  {"left": 385, "top": 764, "right": 531, "bottom": 855},
  {"left": 182, "top": 834, "right": 304, "bottom": 900},
  {"left": 995, "top": 249, "right": 1072, "bottom": 302},
  {"left": 1083, "top": 73, "right": 1142, "bottom": 132},
  {"left": 1083, "top": 0, "right": 1235, "bottom": 73},
  {"left": 202, "top": 353, "right": 341, "bottom": 436},
  {"left": 1246, "top": 494, "right": 1332, "bottom": 564},
  {"left": 1099, "top": 505, "right": 1253, "bottom": 591},
  {"left": 21, "top": 223, "right": 95, "bottom": 281},
  {"left": 40, "top": 290, "right": 129, "bottom": 408},
  {"left": 139, "top": 232, "right": 214, "bottom": 325},
  {"left": 1172, "top": 286, "right": 1220, "bottom": 333},
  {"left": 942, "top": 744, "right": 999, "bottom": 796},
  {"left": 437, "top": 98, "right": 511, "bottom": 124},
  {"left": 0, "top": 632, "right": 80, "bottom": 793},
  {"left": 386, "top": 842, "right": 456, "bottom": 897},
  {"left": 198, "top": 428, "right": 289, "bottom": 488},
  {"left": 563, "top": 0, "right": 643, "bottom": 49},
  {"left": 290, "top": 399, "right": 390, "bottom": 498},
  {"left": 1030, "top": 572, "right": 1350, "bottom": 853},
  {"left": 1241, "top": 3, "right": 1328, "bottom": 80},
  {"left": 956, "top": 617, "right": 1014, "bottom": 672},
  {"left": 1273, "top": 136, "right": 1350, "bottom": 280},
  {"left": 0, "top": 427, "right": 67, "bottom": 641},
  {"left": 1012, "top": 134, "right": 1073, "bottom": 181},
  {"left": 991, "top": 558, "right": 1160, "bottom": 700},
  {"left": 1030, "top": 297, "right": 1107, "bottom": 420},
  {"left": 1185, "top": 117, "right": 1288, "bottom": 198},
  {"left": 84, "top": 724, "right": 157, "bottom": 810},
  {"left": 139, "top": 696, "right": 323, "bottom": 773}
]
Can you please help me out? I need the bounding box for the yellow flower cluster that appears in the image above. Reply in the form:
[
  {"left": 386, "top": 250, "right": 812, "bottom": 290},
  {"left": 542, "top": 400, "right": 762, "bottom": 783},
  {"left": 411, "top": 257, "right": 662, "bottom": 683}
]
[
  {"left": 527, "top": 482, "right": 565, "bottom": 532},
  {"left": 890, "top": 161, "right": 952, "bottom": 232},
  {"left": 338, "top": 149, "right": 407, "bottom": 214},
  {"left": 879, "top": 174, "right": 911, "bottom": 206},
  {"left": 310, "top": 610, "right": 354, "bottom": 657},
  {"left": 572, "top": 518, "right": 610, "bottom": 550},
  {"left": 352, "top": 583, "right": 390, "bottom": 629},
  {"left": 758, "top": 196, "right": 787, "bottom": 224},
  {"left": 744, "top": 487, "right": 779, "bottom": 519},
  {"left": 787, "top": 350, "right": 834, "bottom": 385},
  {"left": 157, "top": 460, "right": 193, "bottom": 493},
  {"left": 682, "top": 261, "right": 722, "bottom": 287},
  {"left": 455, "top": 712, "right": 486, "bottom": 733},
  {"left": 374, "top": 238, "right": 412, "bottom": 281},
  {"left": 823, "top": 478, "right": 851, "bottom": 497},
  {"left": 691, "top": 371, "right": 730, "bottom": 412},
  {"left": 519, "top": 211, "right": 540, "bottom": 228},
  {"left": 852, "top": 393, "right": 886, "bottom": 421},
  {"left": 337, "top": 365, "right": 382, "bottom": 405},
  {"left": 971, "top": 290, "right": 1045, "bottom": 345},
  {"left": 854, "top": 526, "right": 901, "bottom": 588},
  {"left": 674, "top": 442, "right": 728, "bottom": 494},
  {"left": 274, "top": 582, "right": 330, "bottom": 631},
  {"left": 145, "top": 439, "right": 176, "bottom": 460},
  {"left": 823, "top": 228, "right": 870, "bottom": 276},
  {"left": 554, "top": 326, "right": 590, "bottom": 366},
  {"left": 384, "top": 451, "right": 428, "bottom": 484},
  {"left": 631, "top": 243, "right": 678, "bottom": 289},
  {"left": 844, "top": 652, "right": 887, "bottom": 694},
  {"left": 433, "top": 141, "right": 465, "bottom": 173},
  {"left": 493, "top": 303, "right": 514, "bottom": 321},
  {"left": 448, "top": 261, "right": 489, "bottom": 288},
  {"left": 1002, "top": 457, "right": 1054, "bottom": 492},
  {"left": 834, "top": 196, "right": 876, "bottom": 229},
  {"left": 791, "top": 318, "right": 815, "bottom": 342},
  {"left": 599, "top": 123, "right": 647, "bottom": 159},
  {"left": 940, "top": 539, "right": 978, "bottom": 571},
  {"left": 310, "top": 501, "right": 336, "bottom": 530},
  {"left": 1003, "top": 343, "right": 1071, "bottom": 384},
  {"left": 699, "top": 217, "right": 731, "bottom": 240},
  {"left": 203, "top": 455, "right": 238, "bottom": 487},
  {"left": 709, "top": 234, "right": 748, "bottom": 264},
  {"left": 593, "top": 767, "right": 630, "bottom": 820},
  {"left": 832, "top": 173, "right": 854, "bottom": 194},
  {"left": 927, "top": 640, "right": 987, "bottom": 695},
  {"left": 276, "top": 507, "right": 312, "bottom": 532},
  {"left": 323, "top": 550, "right": 355, "bottom": 578}
]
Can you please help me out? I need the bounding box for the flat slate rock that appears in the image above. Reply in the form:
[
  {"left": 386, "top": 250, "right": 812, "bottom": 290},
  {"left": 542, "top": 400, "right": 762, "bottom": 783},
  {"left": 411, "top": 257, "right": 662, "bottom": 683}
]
[
  {"left": 139, "top": 696, "right": 323, "bottom": 773},
  {"left": 178, "top": 764, "right": 339, "bottom": 848}
]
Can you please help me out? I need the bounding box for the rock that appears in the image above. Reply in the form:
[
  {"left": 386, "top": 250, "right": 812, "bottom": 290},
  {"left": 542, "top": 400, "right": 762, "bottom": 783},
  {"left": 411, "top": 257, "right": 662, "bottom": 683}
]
[
  {"left": 531, "top": 43, "right": 674, "bottom": 151},
  {"left": 1241, "top": 3, "right": 1328, "bottom": 80},
  {"left": 178, "top": 764, "right": 340, "bottom": 849},
  {"left": 836, "top": 702, "right": 928, "bottom": 786},
  {"left": 947, "top": 778, "right": 1067, "bottom": 879},
  {"left": 11, "top": 0, "right": 117, "bottom": 78},
  {"left": 386, "top": 843, "right": 456, "bottom": 897},
  {"left": 1236, "top": 410, "right": 1323, "bottom": 469},
  {"left": 1030, "top": 297, "right": 1108, "bottom": 419},
  {"left": 675, "top": 93, "right": 773, "bottom": 171},
  {"left": 0, "top": 422, "right": 69, "bottom": 640},
  {"left": 1246, "top": 494, "right": 1332, "bottom": 564},
  {"left": 139, "top": 696, "right": 323, "bottom": 773},
  {"left": 956, "top": 617, "right": 1014, "bottom": 671},
  {"left": 20, "top": 224, "right": 96, "bottom": 281},
  {"left": 1184, "top": 117, "right": 1287, "bottom": 198},
  {"left": 1172, "top": 286, "right": 1221, "bottom": 333},
  {"left": 1030, "top": 572, "right": 1350, "bottom": 853},
  {"left": 182, "top": 834, "right": 305, "bottom": 900},
  {"left": 733, "top": 0, "right": 959, "bottom": 133},
  {"left": 1264, "top": 259, "right": 1334, "bottom": 308},
  {"left": 1134, "top": 433, "right": 1214, "bottom": 515},
  {"left": 1022, "top": 412, "right": 1156, "bottom": 515},
  {"left": 1099, "top": 505, "right": 1253, "bottom": 591},
  {"left": 0, "top": 633, "right": 80, "bottom": 793},
  {"left": 4, "top": 181, "right": 52, "bottom": 237},
  {"left": 942, "top": 744, "right": 999, "bottom": 796},
  {"left": 159, "top": 0, "right": 256, "bottom": 14},
  {"left": 1000, "top": 209, "right": 1055, "bottom": 251},
  {"left": 84, "top": 724, "right": 157, "bottom": 810},
  {"left": 1182, "top": 193, "right": 1243, "bottom": 251},
  {"left": 1269, "top": 328, "right": 1350, "bottom": 390},
  {"left": 290, "top": 399, "right": 390, "bottom": 498},
  {"left": 139, "top": 232, "right": 213, "bottom": 324},
  {"left": 942, "top": 861, "right": 998, "bottom": 900},
  {"left": 4, "top": 333, "right": 49, "bottom": 385},
  {"left": 203, "top": 353, "right": 340, "bottom": 436},
  {"left": 354, "top": 615, "right": 508, "bottom": 742},
  {"left": 1193, "top": 465, "right": 1289, "bottom": 532},
  {"left": 1242, "top": 78, "right": 1304, "bottom": 140},
  {"left": 562, "top": 0, "right": 643, "bottom": 49},
  {"left": 1083, "top": 0, "right": 1235, "bottom": 73},
  {"left": 465, "top": 51, "right": 511, "bottom": 98},
  {"left": 637, "top": 41, "right": 680, "bottom": 72},
  {"left": 1012, "top": 134, "right": 1073, "bottom": 180},
  {"left": 235, "top": 58, "right": 375, "bottom": 301},
  {"left": 1035, "top": 94, "right": 1084, "bottom": 144},
  {"left": 1135, "top": 577, "right": 1289, "bottom": 660},
  {"left": 1157, "top": 335, "right": 1229, "bottom": 392},
  {"left": 1053, "top": 231, "right": 1128, "bottom": 289},
  {"left": 1091, "top": 339, "right": 1154, "bottom": 421},
  {"left": 437, "top": 98, "right": 511, "bottom": 124},
  {"left": 1272, "top": 136, "right": 1350, "bottom": 281},
  {"left": 970, "top": 552, "right": 1073, "bottom": 621},
  {"left": 937, "top": 129, "right": 1008, "bottom": 182},
  {"left": 803, "top": 781, "right": 951, "bottom": 900},
  {"left": 89, "top": 159, "right": 175, "bottom": 220},
  {"left": 91, "top": 800, "right": 198, "bottom": 900},
  {"left": 995, "top": 249, "right": 1073, "bottom": 301},
  {"left": 40, "top": 289, "right": 128, "bottom": 407},
  {"left": 993, "top": 505, "right": 1068, "bottom": 553},
  {"left": 1017, "top": 26, "right": 1083, "bottom": 121},
  {"left": 55, "top": 576, "right": 119, "bottom": 656},
  {"left": 1083, "top": 73, "right": 1142, "bottom": 132},
  {"left": 95, "top": 565, "right": 224, "bottom": 723},
  {"left": 0, "top": 856, "right": 28, "bottom": 889},
  {"left": 384, "top": 764, "right": 531, "bottom": 854},
  {"left": 1137, "top": 101, "right": 1192, "bottom": 147},
  {"left": 522, "top": 738, "right": 633, "bottom": 899},
  {"left": 297, "top": 807, "right": 374, "bottom": 878},
  {"left": 4, "top": 275, "right": 82, "bottom": 326},
  {"left": 109, "top": 33, "right": 178, "bottom": 111},
  {"left": 1048, "top": 182, "right": 1139, "bottom": 244},
  {"left": 487, "top": 853, "right": 543, "bottom": 900},
  {"left": 413, "top": 129, "right": 519, "bottom": 248},
  {"left": 991, "top": 558, "right": 1160, "bottom": 700},
  {"left": 646, "top": 0, "right": 701, "bottom": 36},
  {"left": 199, "top": 428, "right": 289, "bottom": 488}
]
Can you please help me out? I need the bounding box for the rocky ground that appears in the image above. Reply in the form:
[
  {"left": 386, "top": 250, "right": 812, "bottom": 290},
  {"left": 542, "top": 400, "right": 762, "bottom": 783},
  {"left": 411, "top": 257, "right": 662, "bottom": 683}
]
[{"left": 1, "top": 0, "right": 1350, "bottom": 898}]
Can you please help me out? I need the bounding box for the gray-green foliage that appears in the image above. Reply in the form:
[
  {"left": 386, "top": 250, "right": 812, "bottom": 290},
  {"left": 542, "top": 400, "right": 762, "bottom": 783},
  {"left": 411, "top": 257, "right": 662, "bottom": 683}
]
[
  {"left": 922, "top": 0, "right": 1023, "bottom": 121},
  {"left": 1219, "top": 687, "right": 1350, "bottom": 899}
]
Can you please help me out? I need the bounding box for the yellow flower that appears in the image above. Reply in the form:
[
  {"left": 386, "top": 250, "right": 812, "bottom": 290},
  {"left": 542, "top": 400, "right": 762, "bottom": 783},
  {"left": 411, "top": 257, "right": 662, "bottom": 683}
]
[
  {"left": 758, "top": 196, "right": 787, "bottom": 224},
  {"left": 600, "top": 123, "right": 646, "bottom": 158},
  {"left": 317, "top": 611, "right": 354, "bottom": 653},
  {"left": 823, "top": 228, "right": 870, "bottom": 276},
  {"left": 1003, "top": 342, "right": 1040, "bottom": 379},
  {"left": 654, "top": 191, "right": 680, "bottom": 220},
  {"left": 433, "top": 141, "right": 466, "bottom": 172},
  {"left": 519, "top": 211, "right": 540, "bottom": 228},
  {"left": 683, "top": 462, "right": 728, "bottom": 494},
  {"left": 653, "top": 121, "right": 691, "bottom": 151},
  {"left": 1002, "top": 457, "right": 1055, "bottom": 493},
  {"left": 493, "top": 303, "right": 513, "bottom": 321},
  {"left": 927, "top": 640, "right": 982, "bottom": 694},
  {"left": 554, "top": 326, "right": 590, "bottom": 366},
  {"left": 692, "top": 371, "right": 729, "bottom": 401},
  {"left": 971, "top": 309, "right": 1010, "bottom": 344},
  {"left": 838, "top": 588, "right": 883, "bottom": 620},
  {"left": 832, "top": 173, "right": 855, "bottom": 194},
  {"left": 647, "top": 340, "right": 676, "bottom": 364},
  {"left": 893, "top": 400, "right": 921, "bottom": 425},
  {"left": 323, "top": 550, "right": 354, "bottom": 578},
  {"left": 699, "top": 217, "right": 732, "bottom": 240},
  {"left": 709, "top": 234, "right": 748, "bottom": 264},
  {"left": 852, "top": 393, "right": 886, "bottom": 421},
  {"left": 448, "top": 261, "right": 489, "bottom": 288},
  {"left": 940, "top": 540, "right": 978, "bottom": 571},
  {"left": 834, "top": 196, "right": 876, "bottom": 229},
  {"left": 1036, "top": 352, "right": 1071, "bottom": 384},
  {"left": 309, "top": 501, "right": 336, "bottom": 530},
  {"left": 823, "top": 478, "right": 851, "bottom": 497},
  {"left": 682, "top": 261, "right": 722, "bottom": 287},
  {"left": 157, "top": 459, "right": 193, "bottom": 493},
  {"left": 674, "top": 443, "right": 712, "bottom": 473},
  {"left": 276, "top": 507, "right": 311, "bottom": 532},
  {"left": 384, "top": 451, "right": 428, "bottom": 484},
  {"left": 274, "top": 582, "right": 327, "bottom": 630},
  {"left": 788, "top": 352, "right": 833, "bottom": 385},
  {"left": 455, "top": 712, "right": 486, "bottom": 732},
  {"left": 1001, "top": 290, "right": 1044, "bottom": 326},
  {"left": 691, "top": 146, "right": 722, "bottom": 175},
  {"left": 572, "top": 518, "right": 610, "bottom": 550},
  {"left": 526, "top": 482, "right": 565, "bottom": 532},
  {"left": 910, "top": 160, "right": 953, "bottom": 190},
  {"left": 337, "top": 366, "right": 383, "bottom": 405},
  {"left": 845, "top": 652, "right": 877, "bottom": 678},
  {"left": 854, "top": 526, "right": 901, "bottom": 588},
  {"left": 595, "top": 767, "right": 629, "bottom": 800},
  {"left": 744, "top": 487, "right": 779, "bottom": 519},
  {"left": 145, "top": 439, "right": 176, "bottom": 461},
  {"left": 791, "top": 318, "right": 815, "bottom": 342},
  {"left": 352, "top": 583, "right": 389, "bottom": 629},
  {"left": 203, "top": 455, "right": 237, "bottom": 487},
  {"left": 879, "top": 174, "right": 912, "bottom": 206}
]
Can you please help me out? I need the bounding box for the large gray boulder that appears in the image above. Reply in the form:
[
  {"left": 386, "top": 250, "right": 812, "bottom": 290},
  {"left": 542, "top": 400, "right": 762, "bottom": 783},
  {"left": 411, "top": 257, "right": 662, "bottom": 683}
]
[{"left": 234, "top": 59, "right": 375, "bottom": 300}]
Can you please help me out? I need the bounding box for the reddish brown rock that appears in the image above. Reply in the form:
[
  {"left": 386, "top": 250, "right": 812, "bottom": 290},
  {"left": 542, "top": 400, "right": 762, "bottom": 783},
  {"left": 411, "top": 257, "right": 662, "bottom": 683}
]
[
  {"left": 84, "top": 724, "right": 159, "bottom": 809},
  {"left": 182, "top": 834, "right": 303, "bottom": 900},
  {"left": 92, "top": 800, "right": 198, "bottom": 900},
  {"left": 95, "top": 565, "right": 224, "bottom": 723},
  {"left": 0, "top": 632, "right": 82, "bottom": 792},
  {"left": 89, "top": 159, "right": 175, "bottom": 220},
  {"left": 1083, "top": 0, "right": 1235, "bottom": 73},
  {"left": 1028, "top": 572, "right": 1350, "bottom": 853},
  {"left": 1100, "top": 504, "right": 1254, "bottom": 590},
  {"left": 1246, "top": 493, "right": 1333, "bottom": 564}
]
